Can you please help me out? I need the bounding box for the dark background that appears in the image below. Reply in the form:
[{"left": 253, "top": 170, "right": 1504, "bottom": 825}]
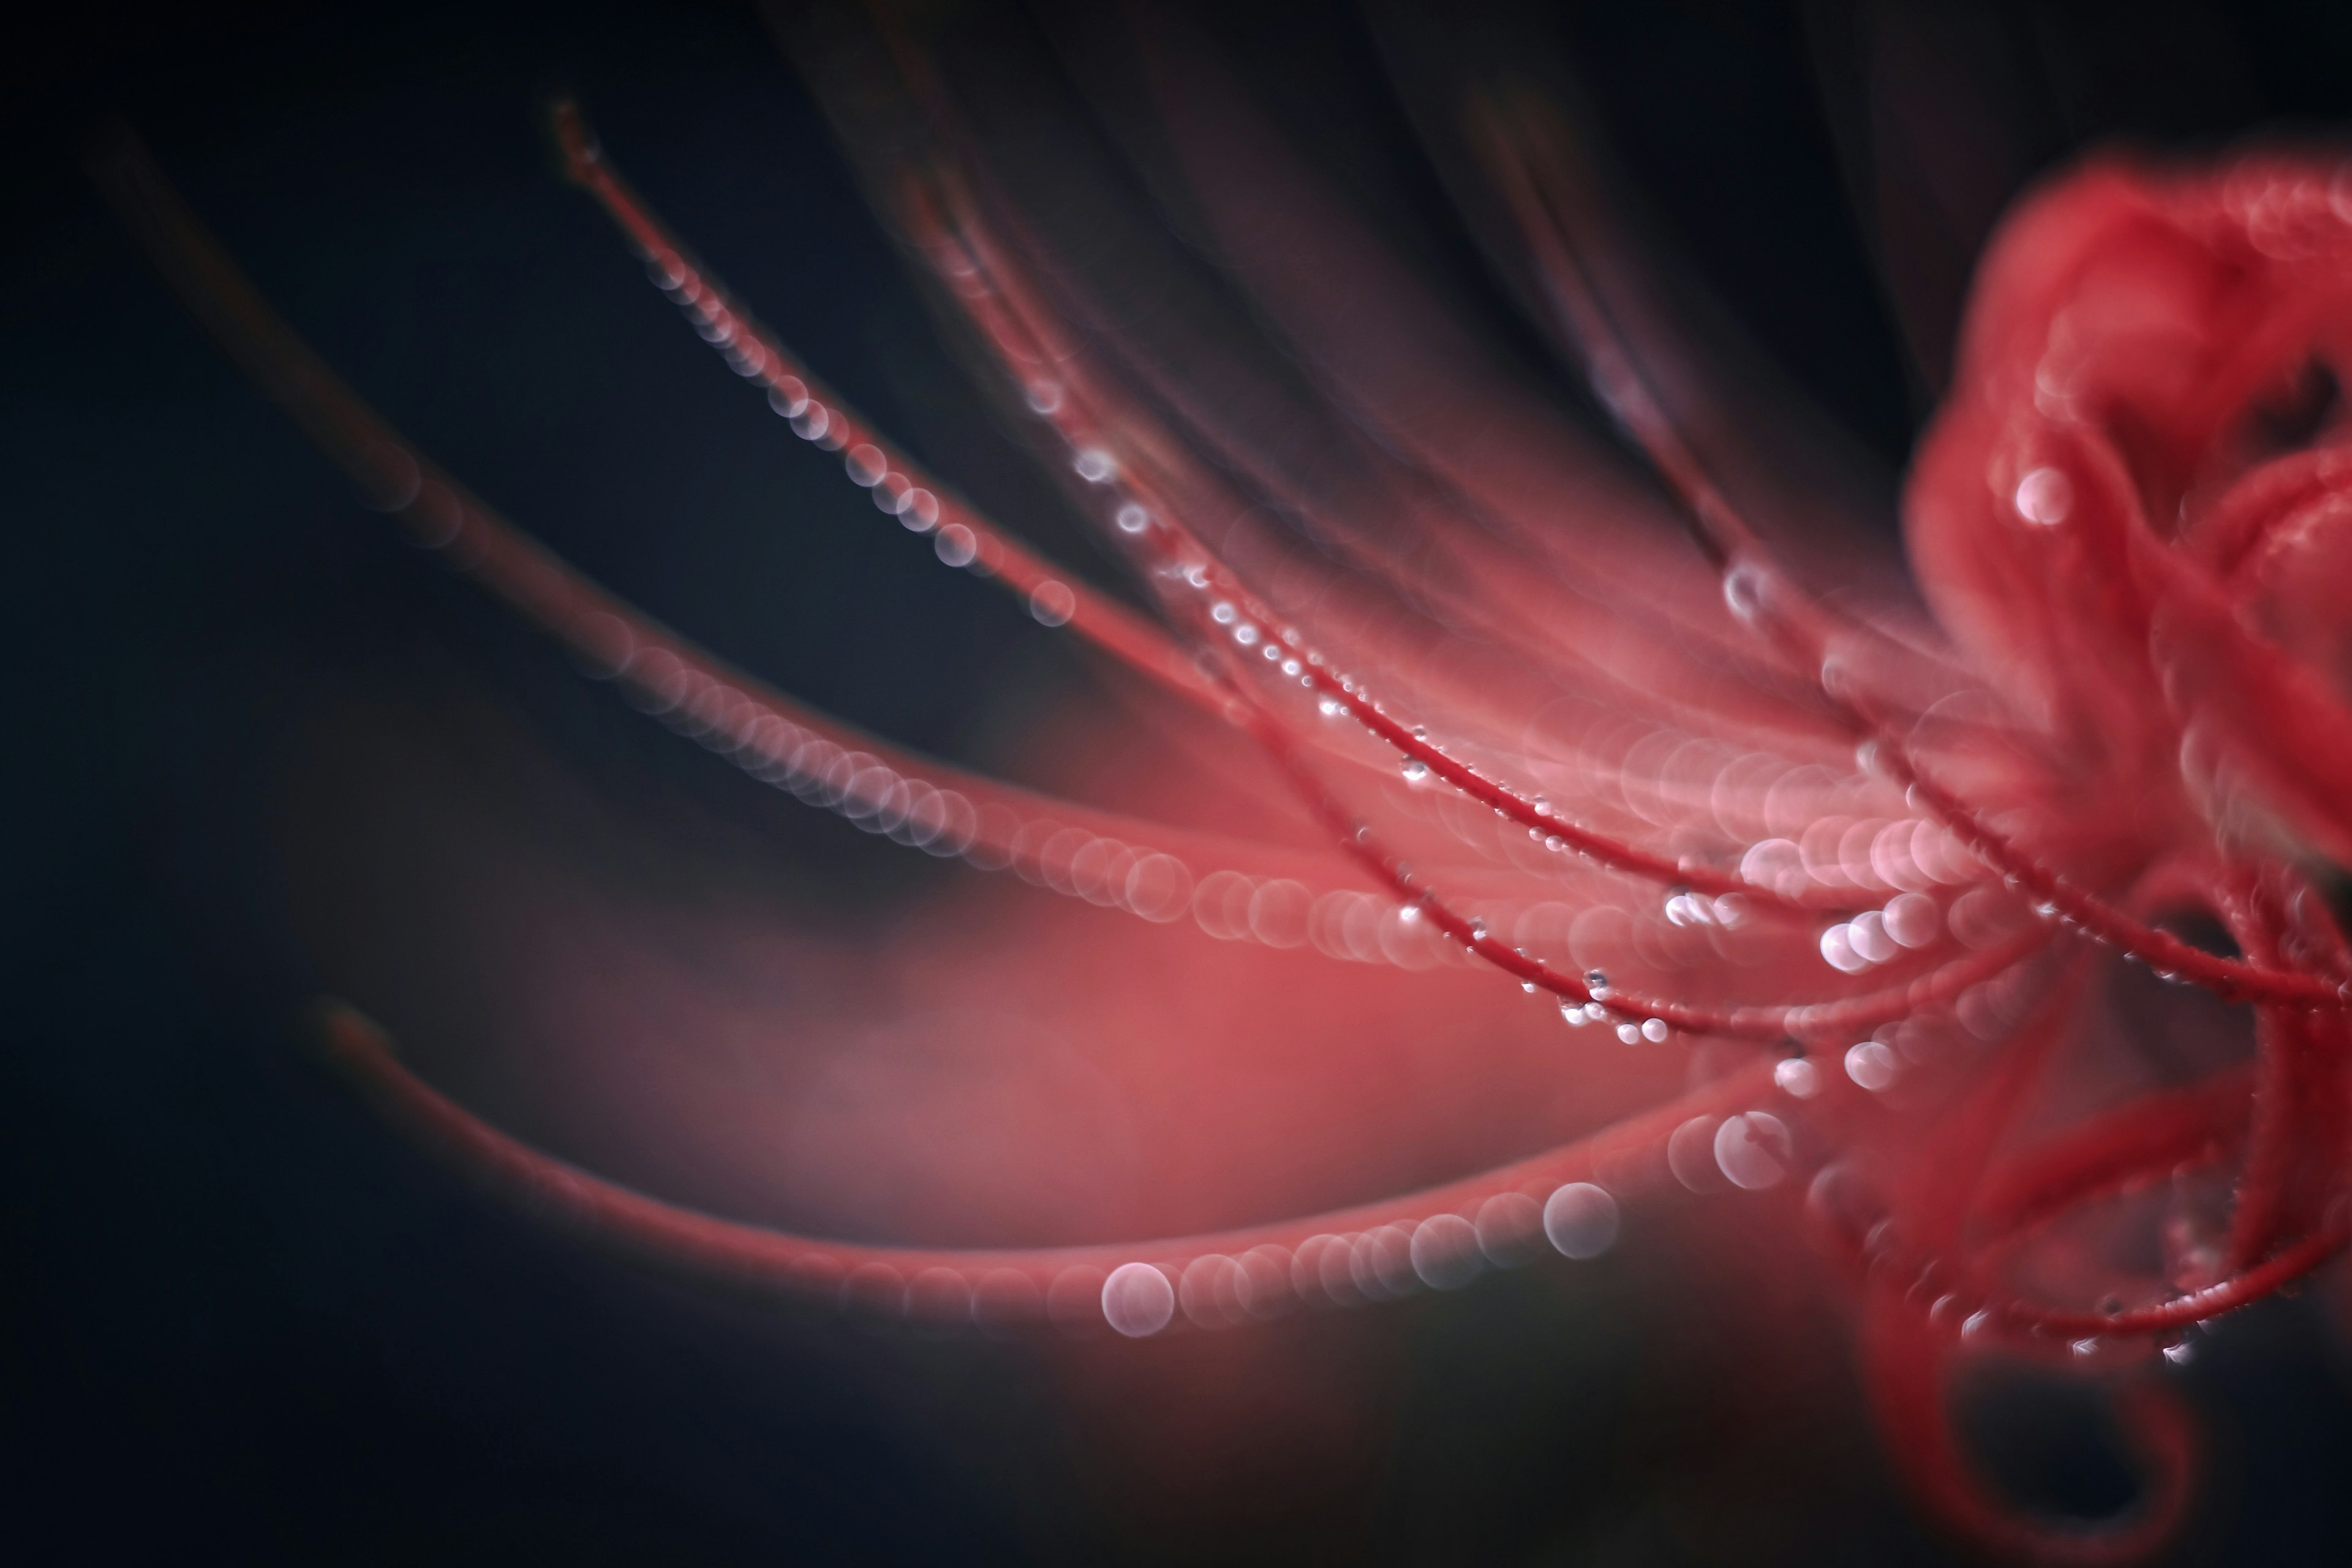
[{"left": 10, "top": 2, "right": 2352, "bottom": 1561}]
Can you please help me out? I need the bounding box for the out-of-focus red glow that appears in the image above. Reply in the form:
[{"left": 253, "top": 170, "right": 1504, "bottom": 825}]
[{"left": 92, "top": 37, "right": 2352, "bottom": 1562}]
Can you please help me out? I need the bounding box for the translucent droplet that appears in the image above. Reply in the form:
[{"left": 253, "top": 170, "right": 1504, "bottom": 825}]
[
  {"left": 1115, "top": 502, "right": 1150, "bottom": 533},
  {"left": 1408, "top": 1214, "right": 1482, "bottom": 1291},
  {"left": 1845, "top": 1040, "right": 1900, "bottom": 1091},
  {"left": 1640, "top": 1017, "right": 1670, "bottom": 1043},
  {"left": 1400, "top": 759, "right": 1431, "bottom": 785},
  {"left": 2013, "top": 466, "right": 2073, "bottom": 526},
  {"left": 1559, "top": 1000, "right": 1588, "bottom": 1026},
  {"left": 1583, "top": 970, "right": 1609, "bottom": 996},
  {"left": 1713, "top": 1111, "right": 1792, "bottom": 1191},
  {"left": 1542, "top": 1182, "right": 1619, "bottom": 1260},
  {"left": 1318, "top": 696, "right": 1346, "bottom": 718},
  {"left": 1820, "top": 924, "right": 1869, "bottom": 973},
  {"left": 1616, "top": 1023, "right": 1641, "bottom": 1045},
  {"left": 1101, "top": 1262, "right": 1175, "bottom": 1337},
  {"left": 1773, "top": 1057, "right": 1820, "bottom": 1098}
]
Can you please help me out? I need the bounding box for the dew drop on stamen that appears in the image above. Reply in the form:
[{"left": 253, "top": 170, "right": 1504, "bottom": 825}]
[
  {"left": 2013, "top": 466, "right": 2073, "bottom": 526},
  {"left": 1847, "top": 911, "right": 1896, "bottom": 963},
  {"left": 1408, "top": 1214, "right": 1482, "bottom": 1291},
  {"left": 1400, "top": 758, "right": 1431, "bottom": 785},
  {"left": 1820, "top": 924, "right": 1869, "bottom": 973},
  {"left": 1714, "top": 1111, "right": 1792, "bottom": 1190},
  {"left": 1028, "top": 581, "right": 1076, "bottom": 628},
  {"left": 1883, "top": 892, "right": 1939, "bottom": 948},
  {"left": 1774, "top": 1057, "right": 1820, "bottom": 1098},
  {"left": 933, "top": 525, "right": 980, "bottom": 568},
  {"left": 1101, "top": 1262, "right": 1175, "bottom": 1338},
  {"left": 1542, "top": 1182, "right": 1619, "bottom": 1260},
  {"left": 1845, "top": 1040, "right": 1900, "bottom": 1091}
]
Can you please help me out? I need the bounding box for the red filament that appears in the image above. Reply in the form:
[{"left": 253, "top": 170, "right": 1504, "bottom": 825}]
[{"left": 96, "top": 56, "right": 2352, "bottom": 1566}]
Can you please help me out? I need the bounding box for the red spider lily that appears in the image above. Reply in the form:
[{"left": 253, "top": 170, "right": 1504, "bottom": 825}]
[{"left": 91, "top": 24, "right": 2352, "bottom": 1562}]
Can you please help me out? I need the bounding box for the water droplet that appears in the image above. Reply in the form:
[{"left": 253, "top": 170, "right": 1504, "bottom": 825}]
[
  {"left": 1318, "top": 697, "right": 1346, "bottom": 718},
  {"left": 1027, "top": 581, "right": 1076, "bottom": 628},
  {"left": 2014, "top": 466, "right": 2073, "bottom": 526},
  {"left": 1559, "top": 1000, "right": 1588, "bottom": 1026},
  {"left": 1819, "top": 925, "right": 1866, "bottom": 972},
  {"left": 1845, "top": 1041, "right": 1900, "bottom": 1091},
  {"left": 1409, "top": 1214, "right": 1483, "bottom": 1291},
  {"left": 1101, "top": 1262, "right": 1175, "bottom": 1337},
  {"left": 1543, "top": 1183, "right": 1619, "bottom": 1260},
  {"left": 1210, "top": 601, "right": 1237, "bottom": 625},
  {"left": 1713, "top": 1111, "right": 1792, "bottom": 1191},
  {"left": 1400, "top": 759, "right": 1431, "bottom": 785},
  {"left": 1882, "top": 892, "right": 1939, "bottom": 948},
  {"left": 1773, "top": 1057, "right": 1820, "bottom": 1098},
  {"left": 1115, "top": 502, "right": 1150, "bottom": 533},
  {"left": 933, "top": 525, "right": 979, "bottom": 568},
  {"left": 1616, "top": 1023, "right": 1641, "bottom": 1045},
  {"left": 1640, "top": 1018, "right": 1670, "bottom": 1043},
  {"left": 1583, "top": 970, "right": 1609, "bottom": 996}
]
